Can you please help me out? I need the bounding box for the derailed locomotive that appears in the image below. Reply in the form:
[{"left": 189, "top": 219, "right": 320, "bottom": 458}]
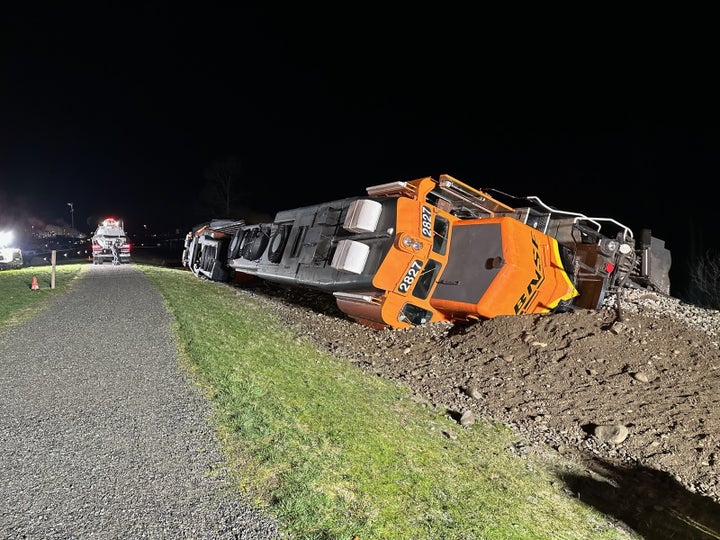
[{"left": 182, "top": 174, "right": 671, "bottom": 330}]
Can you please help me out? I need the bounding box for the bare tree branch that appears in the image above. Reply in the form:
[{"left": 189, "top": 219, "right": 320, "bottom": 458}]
[{"left": 201, "top": 156, "right": 244, "bottom": 217}]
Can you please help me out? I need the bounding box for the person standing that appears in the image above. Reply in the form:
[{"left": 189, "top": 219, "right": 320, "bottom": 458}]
[{"left": 112, "top": 240, "right": 120, "bottom": 265}]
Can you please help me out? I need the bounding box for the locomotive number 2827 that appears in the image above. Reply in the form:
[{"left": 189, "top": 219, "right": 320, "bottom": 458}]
[{"left": 398, "top": 259, "right": 424, "bottom": 293}]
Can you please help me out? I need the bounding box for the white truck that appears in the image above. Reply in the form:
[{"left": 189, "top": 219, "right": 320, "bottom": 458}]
[
  {"left": 91, "top": 218, "right": 131, "bottom": 265},
  {"left": 0, "top": 247, "right": 23, "bottom": 270}
]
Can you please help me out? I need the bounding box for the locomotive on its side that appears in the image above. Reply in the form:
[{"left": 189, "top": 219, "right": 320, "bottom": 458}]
[{"left": 182, "top": 174, "right": 671, "bottom": 330}]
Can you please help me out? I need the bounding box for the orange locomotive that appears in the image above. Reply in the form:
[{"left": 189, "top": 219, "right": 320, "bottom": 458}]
[{"left": 183, "top": 174, "right": 671, "bottom": 330}]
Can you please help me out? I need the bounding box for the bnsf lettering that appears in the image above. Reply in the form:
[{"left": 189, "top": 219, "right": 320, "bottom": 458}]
[
  {"left": 421, "top": 206, "right": 432, "bottom": 238},
  {"left": 514, "top": 235, "right": 546, "bottom": 314},
  {"left": 398, "top": 259, "right": 424, "bottom": 293},
  {"left": 513, "top": 268, "right": 542, "bottom": 314}
]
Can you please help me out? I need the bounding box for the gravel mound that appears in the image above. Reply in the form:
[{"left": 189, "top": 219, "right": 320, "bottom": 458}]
[{"left": 0, "top": 265, "right": 279, "bottom": 539}]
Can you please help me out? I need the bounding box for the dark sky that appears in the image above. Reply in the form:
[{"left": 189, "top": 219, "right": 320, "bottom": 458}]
[{"left": 1, "top": 4, "right": 718, "bottom": 291}]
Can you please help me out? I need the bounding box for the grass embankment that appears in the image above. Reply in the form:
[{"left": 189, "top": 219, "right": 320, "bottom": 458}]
[
  {"left": 137, "top": 265, "right": 639, "bottom": 540},
  {"left": 0, "top": 264, "right": 636, "bottom": 538}
]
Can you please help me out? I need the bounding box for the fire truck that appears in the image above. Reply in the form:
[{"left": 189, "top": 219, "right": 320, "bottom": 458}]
[{"left": 91, "top": 218, "right": 131, "bottom": 265}]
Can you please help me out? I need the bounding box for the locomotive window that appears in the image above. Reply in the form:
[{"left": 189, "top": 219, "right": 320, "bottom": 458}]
[
  {"left": 432, "top": 216, "right": 449, "bottom": 255},
  {"left": 412, "top": 259, "right": 441, "bottom": 300},
  {"left": 399, "top": 303, "right": 433, "bottom": 326}
]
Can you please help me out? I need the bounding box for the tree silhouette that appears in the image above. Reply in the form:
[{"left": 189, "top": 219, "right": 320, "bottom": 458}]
[{"left": 201, "top": 156, "right": 244, "bottom": 217}]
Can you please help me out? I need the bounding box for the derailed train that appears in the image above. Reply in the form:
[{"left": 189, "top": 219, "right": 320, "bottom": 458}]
[{"left": 182, "top": 174, "right": 671, "bottom": 330}]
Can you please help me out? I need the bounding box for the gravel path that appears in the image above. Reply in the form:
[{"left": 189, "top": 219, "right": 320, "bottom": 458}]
[{"left": 0, "top": 265, "right": 280, "bottom": 539}]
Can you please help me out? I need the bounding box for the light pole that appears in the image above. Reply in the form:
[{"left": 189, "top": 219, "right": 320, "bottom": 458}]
[{"left": 67, "top": 202, "right": 74, "bottom": 230}]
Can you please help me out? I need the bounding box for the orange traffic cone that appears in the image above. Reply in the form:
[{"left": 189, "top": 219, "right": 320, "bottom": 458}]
[{"left": 31, "top": 276, "right": 39, "bottom": 290}]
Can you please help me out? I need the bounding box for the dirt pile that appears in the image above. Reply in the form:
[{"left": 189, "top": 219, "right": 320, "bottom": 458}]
[{"left": 233, "top": 279, "right": 720, "bottom": 537}]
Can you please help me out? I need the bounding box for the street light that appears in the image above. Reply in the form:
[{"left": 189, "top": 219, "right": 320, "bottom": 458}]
[{"left": 67, "top": 202, "right": 74, "bottom": 230}]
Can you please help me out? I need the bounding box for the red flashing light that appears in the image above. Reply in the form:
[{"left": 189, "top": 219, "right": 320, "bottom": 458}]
[{"left": 604, "top": 262, "right": 615, "bottom": 273}]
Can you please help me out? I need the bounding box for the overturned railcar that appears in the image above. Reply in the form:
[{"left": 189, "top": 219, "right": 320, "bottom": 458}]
[{"left": 182, "top": 174, "right": 671, "bottom": 330}]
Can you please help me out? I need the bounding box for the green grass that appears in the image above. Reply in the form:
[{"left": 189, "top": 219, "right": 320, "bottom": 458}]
[
  {"left": 138, "top": 265, "right": 640, "bottom": 540},
  {"left": 0, "top": 264, "right": 86, "bottom": 332},
  {"left": 0, "top": 263, "right": 638, "bottom": 539}
]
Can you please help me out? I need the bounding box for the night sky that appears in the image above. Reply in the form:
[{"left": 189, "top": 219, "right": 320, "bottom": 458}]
[{"left": 1, "top": 4, "right": 718, "bottom": 294}]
